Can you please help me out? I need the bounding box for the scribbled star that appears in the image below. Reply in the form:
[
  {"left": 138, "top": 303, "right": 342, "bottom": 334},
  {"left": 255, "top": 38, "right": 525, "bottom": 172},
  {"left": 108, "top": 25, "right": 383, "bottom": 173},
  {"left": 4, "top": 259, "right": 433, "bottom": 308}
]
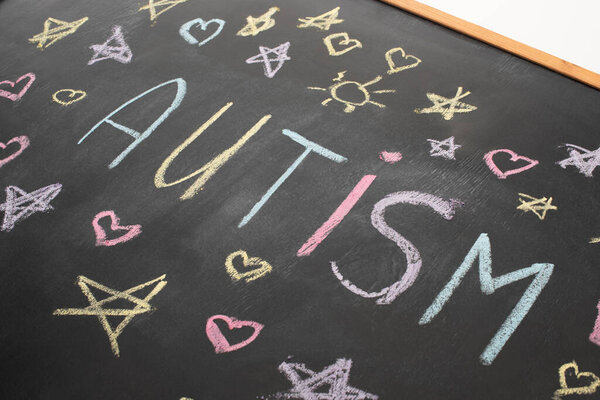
[
  {"left": 308, "top": 71, "right": 395, "bottom": 113},
  {"left": 427, "top": 136, "right": 461, "bottom": 160},
  {"left": 53, "top": 275, "right": 167, "bottom": 357},
  {"left": 297, "top": 7, "right": 344, "bottom": 31},
  {"left": 516, "top": 193, "right": 557, "bottom": 220},
  {"left": 139, "top": 0, "right": 189, "bottom": 23},
  {"left": 88, "top": 25, "right": 132, "bottom": 65},
  {"left": 261, "top": 358, "right": 378, "bottom": 399},
  {"left": 245, "top": 42, "right": 291, "bottom": 78},
  {"left": 414, "top": 86, "right": 477, "bottom": 120},
  {"left": 28, "top": 17, "right": 88, "bottom": 50},
  {"left": 556, "top": 143, "right": 600, "bottom": 178},
  {"left": 237, "top": 7, "right": 280, "bottom": 37},
  {"left": 0, "top": 183, "right": 62, "bottom": 232}
]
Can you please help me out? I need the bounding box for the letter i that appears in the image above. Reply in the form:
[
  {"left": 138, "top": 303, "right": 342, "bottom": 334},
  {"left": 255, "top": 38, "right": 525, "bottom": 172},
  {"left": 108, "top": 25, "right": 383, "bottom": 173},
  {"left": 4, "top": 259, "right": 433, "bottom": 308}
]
[{"left": 590, "top": 299, "right": 600, "bottom": 346}]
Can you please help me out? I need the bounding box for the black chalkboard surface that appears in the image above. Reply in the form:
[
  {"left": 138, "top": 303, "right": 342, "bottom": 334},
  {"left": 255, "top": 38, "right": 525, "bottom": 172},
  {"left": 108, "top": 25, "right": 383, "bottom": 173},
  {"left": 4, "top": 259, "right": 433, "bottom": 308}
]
[{"left": 1, "top": 0, "right": 599, "bottom": 399}]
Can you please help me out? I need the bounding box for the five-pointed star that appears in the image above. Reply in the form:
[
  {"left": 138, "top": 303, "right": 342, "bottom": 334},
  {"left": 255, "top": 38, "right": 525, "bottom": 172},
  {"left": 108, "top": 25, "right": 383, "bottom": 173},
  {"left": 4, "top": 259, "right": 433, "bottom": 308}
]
[
  {"left": 88, "top": 25, "right": 132, "bottom": 65},
  {"left": 28, "top": 17, "right": 89, "bottom": 50},
  {"left": 139, "top": 0, "right": 189, "bottom": 23},
  {"left": 264, "top": 358, "right": 378, "bottom": 399},
  {"left": 246, "top": 42, "right": 291, "bottom": 78},
  {"left": 53, "top": 275, "right": 167, "bottom": 357},
  {"left": 297, "top": 7, "right": 344, "bottom": 31},
  {"left": 0, "top": 183, "right": 62, "bottom": 232},
  {"left": 414, "top": 86, "right": 477, "bottom": 120},
  {"left": 427, "top": 136, "right": 461, "bottom": 160},
  {"left": 516, "top": 193, "right": 557, "bottom": 220},
  {"left": 557, "top": 143, "right": 600, "bottom": 178}
]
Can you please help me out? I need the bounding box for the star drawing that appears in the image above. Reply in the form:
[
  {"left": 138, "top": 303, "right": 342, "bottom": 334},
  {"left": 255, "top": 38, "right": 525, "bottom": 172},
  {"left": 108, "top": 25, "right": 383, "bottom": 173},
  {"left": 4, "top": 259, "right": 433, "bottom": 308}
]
[
  {"left": 139, "top": 0, "right": 189, "bottom": 23},
  {"left": 516, "top": 193, "right": 557, "bottom": 220},
  {"left": 556, "top": 143, "right": 600, "bottom": 178},
  {"left": 0, "top": 183, "right": 62, "bottom": 231},
  {"left": 414, "top": 86, "right": 477, "bottom": 120},
  {"left": 427, "top": 136, "right": 461, "bottom": 160},
  {"left": 28, "top": 17, "right": 89, "bottom": 49},
  {"left": 246, "top": 42, "right": 291, "bottom": 78}
]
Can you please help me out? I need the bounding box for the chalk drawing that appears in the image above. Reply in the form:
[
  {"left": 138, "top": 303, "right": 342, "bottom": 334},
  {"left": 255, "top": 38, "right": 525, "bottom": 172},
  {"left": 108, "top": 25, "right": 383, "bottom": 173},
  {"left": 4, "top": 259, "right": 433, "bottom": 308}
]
[
  {"left": 0, "top": 136, "right": 30, "bottom": 169},
  {"left": 78, "top": 78, "right": 186, "bottom": 168},
  {"left": 206, "top": 315, "right": 263, "bottom": 354},
  {"left": 238, "top": 129, "right": 347, "bottom": 228},
  {"left": 154, "top": 102, "right": 272, "bottom": 200},
  {"left": 323, "top": 32, "right": 362, "bottom": 56},
  {"left": 139, "top": 0, "right": 189, "bottom": 23},
  {"left": 179, "top": 18, "right": 225, "bottom": 47},
  {"left": 414, "top": 87, "right": 477, "bottom": 120},
  {"left": 552, "top": 361, "right": 600, "bottom": 399},
  {"left": 308, "top": 71, "right": 395, "bottom": 113},
  {"left": 0, "top": 183, "right": 62, "bottom": 232},
  {"left": 331, "top": 191, "right": 461, "bottom": 305},
  {"left": 88, "top": 25, "right": 132, "bottom": 65},
  {"left": 0, "top": 73, "right": 36, "bottom": 102},
  {"left": 590, "top": 237, "right": 600, "bottom": 244},
  {"left": 297, "top": 175, "right": 376, "bottom": 257},
  {"left": 53, "top": 275, "right": 167, "bottom": 357},
  {"left": 589, "top": 299, "right": 600, "bottom": 346},
  {"left": 28, "top": 17, "right": 88, "bottom": 49},
  {"left": 52, "top": 89, "right": 86, "bottom": 106},
  {"left": 225, "top": 250, "right": 272, "bottom": 283},
  {"left": 557, "top": 143, "right": 600, "bottom": 178},
  {"left": 385, "top": 47, "right": 421, "bottom": 74},
  {"left": 427, "top": 136, "right": 461, "bottom": 160},
  {"left": 516, "top": 193, "right": 557, "bottom": 220},
  {"left": 297, "top": 7, "right": 344, "bottom": 31},
  {"left": 92, "top": 210, "right": 142, "bottom": 247},
  {"left": 419, "top": 233, "right": 554, "bottom": 365},
  {"left": 378, "top": 151, "right": 402, "bottom": 164},
  {"left": 245, "top": 42, "right": 291, "bottom": 78},
  {"left": 483, "top": 149, "right": 539, "bottom": 179},
  {"left": 237, "top": 7, "right": 279, "bottom": 37},
  {"left": 261, "top": 358, "right": 378, "bottom": 399}
]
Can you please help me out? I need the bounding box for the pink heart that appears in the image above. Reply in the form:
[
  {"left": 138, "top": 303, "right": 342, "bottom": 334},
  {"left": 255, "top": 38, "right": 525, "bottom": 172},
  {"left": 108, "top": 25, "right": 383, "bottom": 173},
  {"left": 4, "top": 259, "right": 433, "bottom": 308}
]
[
  {"left": 205, "top": 314, "right": 263, "bottom": 354},
  {"left": 0, "top": 136, "right": 30, "bottom": 168},
  {"left": 483, "top": 149, "right": 539, "bottom": 179},
  {"left": 92, "top": 210, "right": 142, "bottom": 246},
  {"left": 0, "top": 73, "right": 36, "bottom": 101},
  {"left": 378, "top": 151, "right": 403, "bottom": 164}
]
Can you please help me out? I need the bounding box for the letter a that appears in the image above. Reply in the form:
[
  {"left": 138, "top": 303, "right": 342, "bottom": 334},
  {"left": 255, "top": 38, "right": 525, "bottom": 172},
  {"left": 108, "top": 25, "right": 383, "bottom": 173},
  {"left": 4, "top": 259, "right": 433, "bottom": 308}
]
[{"left": 78, "top": 78, "right": 186, "bottom": 168}]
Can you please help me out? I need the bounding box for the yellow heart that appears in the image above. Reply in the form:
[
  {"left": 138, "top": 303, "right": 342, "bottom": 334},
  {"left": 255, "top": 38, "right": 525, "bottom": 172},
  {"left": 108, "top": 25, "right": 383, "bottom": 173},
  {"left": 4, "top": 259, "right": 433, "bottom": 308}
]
[
  {"left": 385, "top": 47, "right": 421, "bottom": 74},
  {"left": 553, "top": 361, "right": 600, "bottom": 399},
  {"left": 52, "top": 88, "right": 87, "bottom": 106},
  {"left": 323, "top": 32, "right": 362, "bottom": 56},
  {"left": 225, "top": 250, "right": 272, "bottom": 283}
]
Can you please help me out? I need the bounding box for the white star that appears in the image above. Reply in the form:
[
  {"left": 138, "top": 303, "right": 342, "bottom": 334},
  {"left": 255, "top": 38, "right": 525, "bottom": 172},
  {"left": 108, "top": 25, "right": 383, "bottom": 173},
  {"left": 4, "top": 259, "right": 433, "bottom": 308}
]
[
  {"left": 557, "top": 143, "right": 600, "bottom": 177},
  {"left": 427, "top": 136, "right": 461, "bottom": 160},
  {"left": 0, "top": 183, "right": 62, "bottom": 231}
]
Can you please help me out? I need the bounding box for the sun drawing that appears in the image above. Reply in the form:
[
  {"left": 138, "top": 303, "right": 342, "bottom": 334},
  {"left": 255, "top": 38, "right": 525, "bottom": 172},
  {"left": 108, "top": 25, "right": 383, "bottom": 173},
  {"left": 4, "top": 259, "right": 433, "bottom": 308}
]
[{"left": 308, "top": 71, "right": 395, "bottom": 113}]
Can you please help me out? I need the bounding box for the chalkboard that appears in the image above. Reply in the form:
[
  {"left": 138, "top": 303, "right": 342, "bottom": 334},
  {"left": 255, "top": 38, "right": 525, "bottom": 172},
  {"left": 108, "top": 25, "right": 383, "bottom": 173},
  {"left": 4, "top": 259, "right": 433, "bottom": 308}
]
[{"left": 0, "top": 0, "right": 599, "bottom": 399}]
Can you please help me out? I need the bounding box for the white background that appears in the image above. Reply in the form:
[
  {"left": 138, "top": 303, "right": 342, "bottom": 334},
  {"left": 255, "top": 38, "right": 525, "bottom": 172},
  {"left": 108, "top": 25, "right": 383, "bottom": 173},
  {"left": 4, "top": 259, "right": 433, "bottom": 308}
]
[{"left": 418, "top": 0, "right": 600, "bottom": 74}]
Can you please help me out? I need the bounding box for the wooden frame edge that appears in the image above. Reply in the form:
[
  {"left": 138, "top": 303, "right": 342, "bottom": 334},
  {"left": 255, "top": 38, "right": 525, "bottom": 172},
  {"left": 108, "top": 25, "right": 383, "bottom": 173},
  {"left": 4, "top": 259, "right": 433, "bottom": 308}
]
[{"left": 379, "top": 0, "right": 600, "bottom": 90}]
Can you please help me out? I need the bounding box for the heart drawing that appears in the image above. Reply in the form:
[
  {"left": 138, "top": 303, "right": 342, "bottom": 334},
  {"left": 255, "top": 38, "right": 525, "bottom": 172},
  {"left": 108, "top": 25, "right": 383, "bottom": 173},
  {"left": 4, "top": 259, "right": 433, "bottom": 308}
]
[
  {"left": 225, "top": 250, "right": 272, "bottom": 283},
  {"left": 323, "top": 32, "right": 362, "bottom": 56},
  {"left": 179, "top": 18, "right": 225, "bottom": 47},
  {"left": 553, "top": 361, "right": 600, "bottom": 399},
  {"left": 0, "top": 136, "right": 30, "bottom": 169},
  {"left": 92, "top": 210, "right": 142, "bottom": 247},
  {"left": 205, "top": 314, "right": 263, "bottom": 354},
  {"left": 483, "top": 149, "right": 539, "bottom": 179},
  {"left": 0, "top": 73, "right": 36, "bottom": 101},
  {"left": 385, "top": 47, "right": 421, "bottom": 74}
]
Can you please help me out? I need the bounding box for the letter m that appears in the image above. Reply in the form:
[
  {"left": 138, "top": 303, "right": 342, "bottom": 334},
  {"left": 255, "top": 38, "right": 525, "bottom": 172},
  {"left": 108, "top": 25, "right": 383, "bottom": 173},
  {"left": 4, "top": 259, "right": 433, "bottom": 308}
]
[{"left": 419, "top": 233, "right": 554, "bottom": 365}]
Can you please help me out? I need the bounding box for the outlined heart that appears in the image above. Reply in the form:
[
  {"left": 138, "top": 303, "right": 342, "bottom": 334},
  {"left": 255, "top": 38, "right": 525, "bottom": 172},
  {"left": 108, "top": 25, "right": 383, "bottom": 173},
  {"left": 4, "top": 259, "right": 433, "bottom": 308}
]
[
  {"left": 385, "top": 47, "right": 421, "bottom": 74},
  {"left": 0, "top": 136, "right": 30, "bottom": 169},
  {"left": 52, "top": 88, "right": 87, "bottom": 106},
  {"left": 225, "top": 250, "right": 272, "bottom": 283},
  {"left": 205, "top": 314, "right": 263, "bottom": 353},
  {"left": 483, "top": 149, "right": 539, "bottom": 179},
  {"left": 179, "top": 18, "right": 225, "bottom": 47},
  {"left": 323, "top": 32, "right": 362, "bottom": 56},
  {"left": 0, "top": 73, "right": 36, "bottom": 101},
  {"left": 92, "top": 210, "right": 142, "bottom": 246},
  {"left": 553, "top": 361, "right": 600, "bottom": 399}
]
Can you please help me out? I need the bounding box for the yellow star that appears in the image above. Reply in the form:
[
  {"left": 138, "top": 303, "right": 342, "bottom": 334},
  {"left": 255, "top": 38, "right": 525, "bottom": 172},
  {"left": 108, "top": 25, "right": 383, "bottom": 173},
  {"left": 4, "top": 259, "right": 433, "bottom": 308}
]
[
  {"left": 414, "top": 86, "right": 477, "bottom": 120},
  {"left": 237, "top": 7, "right": 280, "bottom": 37},
  {"left": 516, "top": 193, "right": 557, "bottom": 220},
  {"left": 53, "top": 274, "right": 167, "bottom": 356},
  {"left": 139, "top": 0, "right": 189, "bottom": 23},
  {"left": 28, "top": 17, "right": 88, "bottom": 50},
  {"left": 297, "top": 7, "right": 344, "bottom": 31}
]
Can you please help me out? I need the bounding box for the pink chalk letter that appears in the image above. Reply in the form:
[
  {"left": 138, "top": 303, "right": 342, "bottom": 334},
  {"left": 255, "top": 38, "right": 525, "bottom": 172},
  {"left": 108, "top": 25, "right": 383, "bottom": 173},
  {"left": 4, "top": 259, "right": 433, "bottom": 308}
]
[
  {"left": 205, "top": 314, "right": 263, "bottom": 353},
  {"left": 590, "top": 300, "right": 600, "bottom": 346},
  {"left": 297, "top": 175, "right": 376, "bottom": 257},
  {"left": 0, "top": 136, "right": 30, "bottom": 168},
  {"left": 0, "top": 73, "right": 36, "bottom": 102},
  {"left": 92, "top": 210, "right": 142, "bottom": 246},
  {"left": 483, "top": 149, "right": 539, "bottom": 179}
]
